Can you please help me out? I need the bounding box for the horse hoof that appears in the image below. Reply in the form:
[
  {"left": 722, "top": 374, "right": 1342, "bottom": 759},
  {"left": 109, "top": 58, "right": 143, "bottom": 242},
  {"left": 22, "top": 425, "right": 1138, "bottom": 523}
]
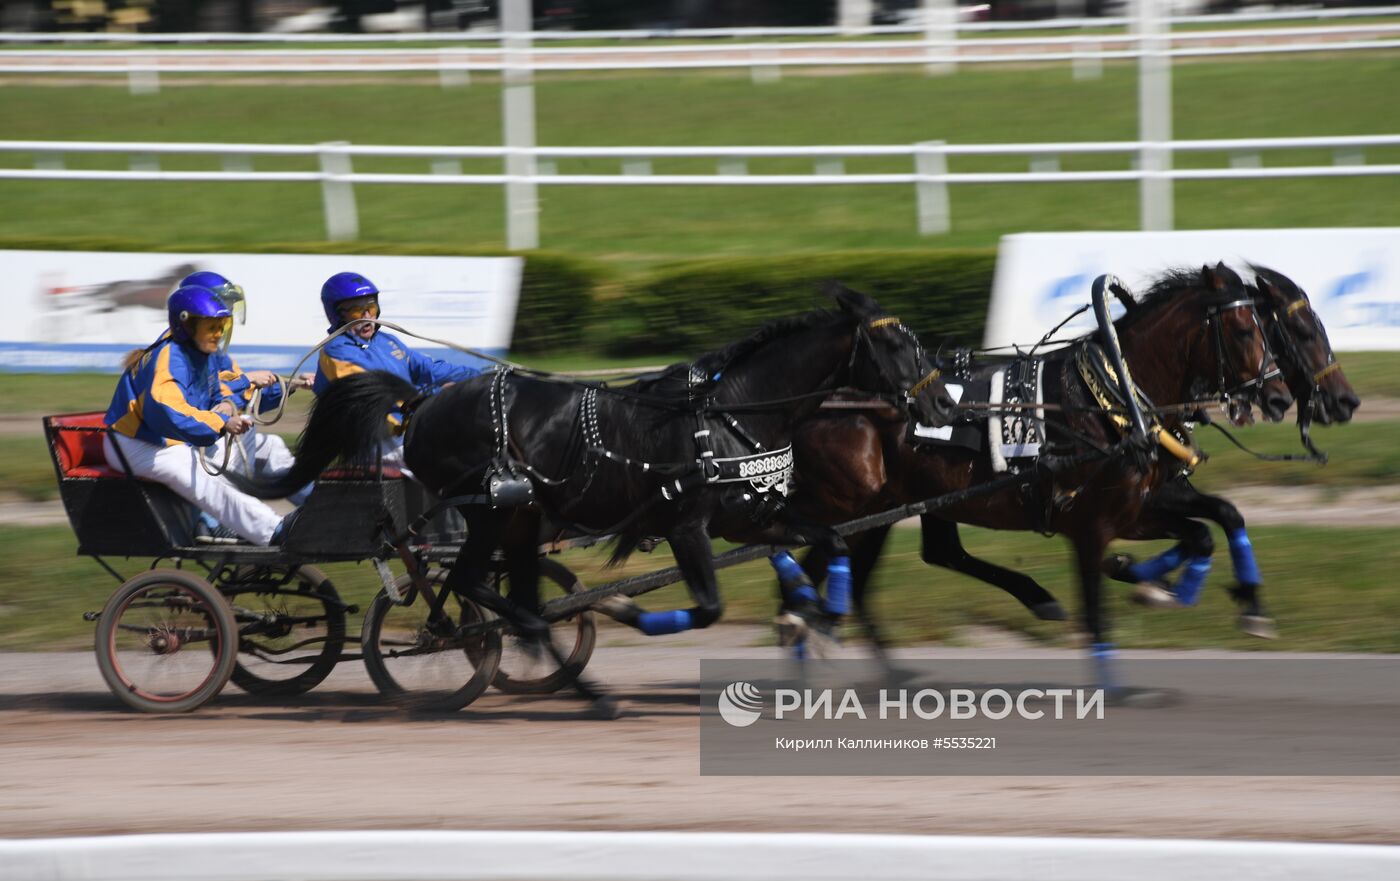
[
  {"left": 1031, "top": 601, "right": 1068, "bottom": 621},
  {"left": 774, "top": 612, "right": 808, "bottom": 647},
  {"left": 805, "top": 626, "right": 840, "bottom": 660},
  {"left": 1238, "top": 614, "right": 1279, "bottom": 640},
  {"left": 1106, "top": 686, "right": 1180, "bottom": 709},
  {"left": 589, "top": 695, "right": 623, "bottom": 720},
  {"left": 593, "top": 595, "right": 639, "bottom": 624},
  {"left": 1064, "top": 628, "right": 1090, "bottom": 649},
  {"left": 1131, "top": 582, "right": 1181, "bottom": 609},
  {"left": 1102, "top": 553, "right": 1138, "bottom": 583}
]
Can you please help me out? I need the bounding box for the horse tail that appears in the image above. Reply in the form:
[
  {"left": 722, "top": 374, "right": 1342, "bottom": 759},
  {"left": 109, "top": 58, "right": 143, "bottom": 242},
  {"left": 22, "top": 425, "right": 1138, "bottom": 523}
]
[
  {"left": 607, "top": 533, "right": 644, "bottom": 568},
  {"left": 226, "top": 370, "right": 416, "bottom": 499}
]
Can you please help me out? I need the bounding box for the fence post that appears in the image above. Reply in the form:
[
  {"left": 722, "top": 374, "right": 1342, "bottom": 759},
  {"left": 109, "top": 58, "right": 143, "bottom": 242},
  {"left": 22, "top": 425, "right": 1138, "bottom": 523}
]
[
  {"left": 838, "top": 0, "right": 873, "bottom": 35},
  {"left": 1136, "top": 0, "right": 1173, "bottom": 231},
  {"left": 502, "top": 0, "right": 540, "bottom": 250},
  {"left": 128, "top": 58, "right": 158, "bottom": 96},
  {"left": 317, "top": 141, "right": 359, "bottom": 242},
  {"left": 750, "top": 48, "right": 781, "bottom": 84},
  {"left": 439, "top": 52, "right": 470, "bottom": 88},
  {"left": 1073, "top": 40, "right": 1103, "bottom": 81},
  {"left": 922, "top": 0, "right": 956, "bottom": 76},
  {"left": 915, "top": 140, "right": 950, "bottom": 236}
]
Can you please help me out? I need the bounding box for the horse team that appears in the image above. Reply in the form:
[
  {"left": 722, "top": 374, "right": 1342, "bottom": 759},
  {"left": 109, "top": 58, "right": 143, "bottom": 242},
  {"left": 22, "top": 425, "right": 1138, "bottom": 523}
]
[{"left": 238, "top": 262, "right": 1359, "bottom": 701}]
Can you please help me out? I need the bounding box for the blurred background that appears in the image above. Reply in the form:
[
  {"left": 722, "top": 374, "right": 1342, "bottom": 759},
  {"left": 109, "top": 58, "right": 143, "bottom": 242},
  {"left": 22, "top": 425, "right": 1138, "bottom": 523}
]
[{"left": 1, "top": 0, "right": 1397, "bottom": 655}]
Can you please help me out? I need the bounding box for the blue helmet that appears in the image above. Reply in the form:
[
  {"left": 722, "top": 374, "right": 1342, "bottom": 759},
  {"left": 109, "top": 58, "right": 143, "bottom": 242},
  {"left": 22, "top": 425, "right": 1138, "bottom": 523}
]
[
  {"left": 179, "top": 270, "right": 246, "bottom": 327},
  {"left": 168, "top": 285, "right": 233, "bottom": 346},
  {"left": 321, "top": 272, "right": 380, "bottom": 329}
]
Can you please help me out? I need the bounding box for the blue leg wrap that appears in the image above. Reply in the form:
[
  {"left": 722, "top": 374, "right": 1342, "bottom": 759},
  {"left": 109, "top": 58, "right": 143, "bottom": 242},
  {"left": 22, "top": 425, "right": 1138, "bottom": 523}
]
[
  {"left": 769, "top": 551, "right": 808, "bottom": 588},
  {"left": 196, "top": 511, "right": 220, "bottom": 530},
  {"left": 792, "top": 640, "right": 807, "bottom": 661},
  {"left": 1227, "top": 528, "right": 1262, "bottom": 586},
  {"left": 791, "top": 585, "right": 819, "bottom": 605},
  {"left": 637, "top": 609, "right": 694, "bottom": 636},
  {"left": 1173, "top": 556, "right": 1212, "bottom": 606},
  {"left": 1091, "top": 642, "right": 1118, "bottom": 692},
  {"left": 824, "top": 556, "right": 852, "bottom": 616},
  {"left": 1125, "top": 544, "right": 1186, "bottom": 582}
]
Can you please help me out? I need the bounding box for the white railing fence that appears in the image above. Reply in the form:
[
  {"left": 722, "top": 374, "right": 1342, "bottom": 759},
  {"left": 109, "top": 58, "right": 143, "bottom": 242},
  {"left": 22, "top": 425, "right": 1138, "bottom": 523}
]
[
  {"left": 2, "top": 4, "right": 1398, "bottom": 41},
  {"left": 4, "top": 2, "right": 1397, "bottom": 245},
  {"left": 2, "top": 135, "right": 1396, "bottom": 244},
  {"left": 1, "top": 831, "right": 1398, "bottom": 881}
]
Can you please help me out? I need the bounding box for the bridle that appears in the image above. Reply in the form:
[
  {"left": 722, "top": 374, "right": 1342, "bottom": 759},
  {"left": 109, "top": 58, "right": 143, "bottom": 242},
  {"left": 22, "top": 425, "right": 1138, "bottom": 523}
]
[
  {"left": 851, "top": 315, "right": 942, "bottom": 416},
  {"left": 1204, "top": 295, "right": 1282, "bottom": 417},
  {"left": 1262, "top": 293, "right": 1341, "bottom": 461},
  {"left": 1269, "top": 296, "right": 1342, "bottom": 396}
]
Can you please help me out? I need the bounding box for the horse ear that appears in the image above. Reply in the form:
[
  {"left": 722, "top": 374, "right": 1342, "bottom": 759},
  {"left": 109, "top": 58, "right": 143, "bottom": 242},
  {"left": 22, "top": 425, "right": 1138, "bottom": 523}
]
[
  {"left": 1214, "top": 261, "right": 1243, "bottom": 288},
  {"left": 824, "top": 280, "right": 880, "bottom": 317}
]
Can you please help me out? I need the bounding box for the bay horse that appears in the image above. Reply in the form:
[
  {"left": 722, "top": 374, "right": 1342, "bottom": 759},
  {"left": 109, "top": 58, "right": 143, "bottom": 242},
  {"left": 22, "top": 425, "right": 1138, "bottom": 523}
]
[
  {"left": 785, "top": 264, "right": 1287, "bottom": 688},
  {"left": 1102, "top": 266, "right": 1361, "bottom": 631},
  {"left": 240, "top": 286, "right": 949, "bottom": 678}
]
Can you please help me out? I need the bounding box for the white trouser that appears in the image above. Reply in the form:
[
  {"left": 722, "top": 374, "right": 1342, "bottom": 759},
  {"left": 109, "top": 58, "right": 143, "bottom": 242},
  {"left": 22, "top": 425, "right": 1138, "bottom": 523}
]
[
  {"left": 226, "top": 430, "right": 312, "bottom": 505},
  {"left": 380, "top": 439, "right": 414, "bottom": 479},
  {"left": 104, "top": 433, "right": 284, "bottom": 546},
  {"left": 232, "top": 429, "right": 295, "bottom": 476}
]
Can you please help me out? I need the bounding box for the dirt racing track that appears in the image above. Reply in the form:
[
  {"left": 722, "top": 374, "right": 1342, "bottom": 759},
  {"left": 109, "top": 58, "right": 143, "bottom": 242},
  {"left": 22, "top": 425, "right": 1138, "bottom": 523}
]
[{"left": 1, "top": 634, "right": 1397, "bottom": 843}]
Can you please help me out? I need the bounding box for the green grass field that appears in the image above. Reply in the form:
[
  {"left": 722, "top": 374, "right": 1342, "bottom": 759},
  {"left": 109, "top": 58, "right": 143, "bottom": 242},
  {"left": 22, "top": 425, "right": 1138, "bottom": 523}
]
[
  {"left": 2, "top": 522, "right": 1397, "bottom": 653},
  {"left": 3, "top": 55, "right": 1398, "bottom": 263}
]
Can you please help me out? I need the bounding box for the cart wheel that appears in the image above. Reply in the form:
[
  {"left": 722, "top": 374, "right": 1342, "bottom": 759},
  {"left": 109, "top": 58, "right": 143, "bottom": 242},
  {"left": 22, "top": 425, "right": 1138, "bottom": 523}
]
[
  {"left": 361, "top": 569, "right": 502, "bottom": 712},
  {"left": 227, "top": 566, "right": 347, "bottom": 698},
  {"left": 492, "top": 558, "right": 596, "bottom": 695},
  {"left": 94, "top": 569, "right": 238, "bottom": 714}
]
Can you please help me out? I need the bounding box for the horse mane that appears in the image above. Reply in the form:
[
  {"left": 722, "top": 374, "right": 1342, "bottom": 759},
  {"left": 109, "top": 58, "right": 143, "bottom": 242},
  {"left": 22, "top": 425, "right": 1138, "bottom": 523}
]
[
  {"left": 1114, "top": 266, "right": 1242, "bottom": 331},
  {"left": 621, "top": 308, "right": 843, "bottom": 401},
  {"left": 693, "top": 308, "right": 841, "bottom": 376}
]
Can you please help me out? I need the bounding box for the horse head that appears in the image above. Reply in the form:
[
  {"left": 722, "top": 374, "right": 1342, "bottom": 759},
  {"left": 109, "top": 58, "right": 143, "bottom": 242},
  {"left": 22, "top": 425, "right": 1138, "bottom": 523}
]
[
  {"left": 825, "top": 282, "right": 955, "bottom": 428},
  {"left": 1251, "top": 266, "right": 1360, "bottom": 425},
  {"left": 1198, "top": 262, "right": 1293, "bottom": 425},
  {"left": 1117, "top": 263, "right": 1289, "bottom": 426}
]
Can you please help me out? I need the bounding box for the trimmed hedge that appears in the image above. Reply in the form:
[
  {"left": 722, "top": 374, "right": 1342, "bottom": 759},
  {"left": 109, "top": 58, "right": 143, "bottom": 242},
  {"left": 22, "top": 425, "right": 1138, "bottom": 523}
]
[
  {"left": 0, "top": 237, "right": 605, "bottom": 354},
  {"left": 605, "top": 249, "right": 996, "bottom": 355},
  {"left": 0, "top": 238, "right": 996, "bottom": 358}
]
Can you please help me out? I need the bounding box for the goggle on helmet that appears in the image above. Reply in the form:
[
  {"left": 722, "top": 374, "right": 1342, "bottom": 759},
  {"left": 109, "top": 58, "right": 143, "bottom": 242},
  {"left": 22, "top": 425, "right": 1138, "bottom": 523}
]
[{"left": 177, "top": 271, "right": 245, "bottom": 355}]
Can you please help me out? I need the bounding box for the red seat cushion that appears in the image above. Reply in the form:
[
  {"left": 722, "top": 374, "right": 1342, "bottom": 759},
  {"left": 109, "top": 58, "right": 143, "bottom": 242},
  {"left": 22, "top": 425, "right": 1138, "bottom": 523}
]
[
  {"left": 48, "top": 413, "right": 114, "bottom": 479},
  {"left": 66, "top": 465, "right": 126, "bottom": 479}
]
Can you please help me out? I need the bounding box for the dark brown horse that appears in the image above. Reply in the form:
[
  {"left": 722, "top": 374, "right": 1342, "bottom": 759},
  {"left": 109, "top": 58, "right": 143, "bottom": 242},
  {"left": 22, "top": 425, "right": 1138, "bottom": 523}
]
[
  {"left": 1101, "top": 266, "right": 1360, "bottom": 634},
  {"left": 785, "top": 264, "right": 1288, "bottom": 687}
]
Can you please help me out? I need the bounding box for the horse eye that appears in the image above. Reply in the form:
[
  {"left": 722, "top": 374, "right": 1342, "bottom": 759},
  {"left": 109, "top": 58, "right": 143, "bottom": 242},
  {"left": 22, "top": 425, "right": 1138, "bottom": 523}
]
[{"left": 1235, "top": 326, "right": 1255, "bottom": 339}]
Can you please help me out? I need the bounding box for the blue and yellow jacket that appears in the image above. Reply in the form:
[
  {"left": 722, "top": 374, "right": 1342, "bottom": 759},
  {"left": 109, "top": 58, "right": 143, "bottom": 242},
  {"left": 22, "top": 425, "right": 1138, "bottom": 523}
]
[
  {"left": 105, "top": 335, "right": 231, "bottom": 447},
  {"left": 313, "top": 330, "right": 480, "bottom": 397},
  {"left": 218, "top": 354, "right": 284, "bottom": 414}
]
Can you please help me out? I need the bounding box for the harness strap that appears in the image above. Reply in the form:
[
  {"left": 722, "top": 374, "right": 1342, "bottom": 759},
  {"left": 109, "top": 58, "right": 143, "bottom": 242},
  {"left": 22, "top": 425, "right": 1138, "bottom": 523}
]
[
  {"left": 1313, "top": 361, "right": 1342, "bottom": 383},
  {"left": 910, "top": 367, "right": 942, "bottom": 397}
]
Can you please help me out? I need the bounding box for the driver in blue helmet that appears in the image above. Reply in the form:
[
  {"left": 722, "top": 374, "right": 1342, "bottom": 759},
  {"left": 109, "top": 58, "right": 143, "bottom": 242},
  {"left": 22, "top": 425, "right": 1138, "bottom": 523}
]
[
  {"left": 103, "top": 285, "right": 297, "bottom": 546},
  {"left": 313, "top": 272, "right": 483, "bottom": 462},
  {"left": 180, "top": 270, "right": 314, "bottom": 412},
  {"left": 177, "top": 270, "right": 314, "bottom": 510}
]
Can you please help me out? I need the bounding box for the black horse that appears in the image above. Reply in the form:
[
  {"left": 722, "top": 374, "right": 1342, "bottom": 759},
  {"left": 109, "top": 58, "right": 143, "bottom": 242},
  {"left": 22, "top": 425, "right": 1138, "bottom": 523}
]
[
  {"left": 243, "top": 285, "right": 949, "bottom": 667},
  {"left": 785, "top": 264, "right": 1288, "bottom": 687}
]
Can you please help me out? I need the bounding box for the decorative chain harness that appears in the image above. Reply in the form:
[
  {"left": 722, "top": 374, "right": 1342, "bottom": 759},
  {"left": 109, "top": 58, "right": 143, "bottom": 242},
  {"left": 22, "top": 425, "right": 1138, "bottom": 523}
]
[{"left": 1075, "top": 344, "right": 1201, "bottom": 470}]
